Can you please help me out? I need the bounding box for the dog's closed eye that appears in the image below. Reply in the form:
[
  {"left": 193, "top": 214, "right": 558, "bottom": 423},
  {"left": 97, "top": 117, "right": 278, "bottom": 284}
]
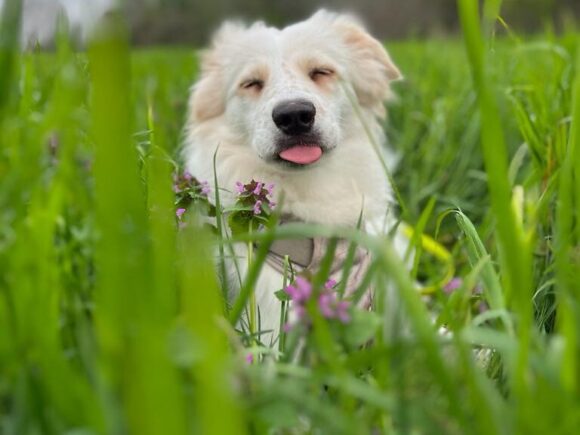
[
  {"left": 309, "top": 67, "right": 335, "bottom": 82},
  {"left": 240, "top": 79, "right": 264, "bottom": 91}
]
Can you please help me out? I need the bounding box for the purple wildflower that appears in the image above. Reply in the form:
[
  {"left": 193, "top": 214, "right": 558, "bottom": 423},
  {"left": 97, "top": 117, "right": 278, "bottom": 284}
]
[
  {"left": 245, "top": 353, "right": 254, "bottom": 364},
  {"left": 266, "top": 183, "right": 275, "bottom": 195},
  {"left": 235, "top": 181, "right": 245, "bottom": 193},
  {"left": 253, "top": 182, "right": 263, "bottom": 195},
  {"left": 318, "top": 292, "right": 337, "bottom": 318},
  {"left": 284, "top": 276, "right": 312, "bottom": 303},
  {"left": 324, "top": 278, "right": 337, "bottom": 290},
  {"left": 183, "top": 171, "right": 193, "bottom": 181},
  {"left": 253, "top": 200, "right": 262, "bottom": 215},
  {"left": 283, "top": 275, "right": 352, "bottom": 331},
  {"left": 176, "top": 208, "right": 186, "bottom": 219},
  {"left": 200, "top": 180, "right": 211, "bottom": 196},
  {"left": 336, "top": 301, "right": 351, "bottom": 323},
  {"left": 317, "top": 291, "right": 351, "bottom": 323},
  {"left": 444, "top": 277, "right": 463, "bottom": 294}
]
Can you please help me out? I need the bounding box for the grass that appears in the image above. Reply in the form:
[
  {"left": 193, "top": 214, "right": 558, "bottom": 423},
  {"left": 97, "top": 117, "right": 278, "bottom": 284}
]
[{"left": 1, "top": 1, "right": 580, "bottom": 434}]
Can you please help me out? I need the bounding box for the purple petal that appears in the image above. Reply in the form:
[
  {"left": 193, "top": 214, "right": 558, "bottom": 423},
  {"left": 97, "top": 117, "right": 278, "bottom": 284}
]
[
  {"left": 235, "top": 181, "right": 245, "bottom": 193},
  {"left": 253, "top": 182, "right": 263, "bottom": 195},
  {"left": 324, "top": 279, "right": 337, "bottom": 290},
  {"left": 444, "top": 277, "right": 463, "bottom": 294},
  {"left": 253, "top": 200, "right": 262, "bottom": 215},
  {"left": 176, "top": 208, "right": 186, "bottom": 218},
  {"left": 284, "top": 285, "right": 299, "bottom": 300},
  {"left": 336, "top": 301, "right": 351, "bottom": 323},
  {"left": 294, "top": 276, "right": 312, "bottom": 301},
  {"left": 266, "top": 183, "right": 275, "bottom": 195},
  {"left": 318, "top": 293, "right": 336, "bottom": 318},
  {"left": 183, "top": 171, "right": 193, "bottom": 181}
]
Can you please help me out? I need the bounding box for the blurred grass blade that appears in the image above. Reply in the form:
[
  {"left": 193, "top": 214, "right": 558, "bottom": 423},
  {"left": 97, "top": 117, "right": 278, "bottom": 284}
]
[
  {"left": 458, "top": 0, "right": 533, "bottom": 407},
  {"left": 89, "top": 13, "right": 187, "bottom": 435},
  {"left": 554, "top": 35, "right": 580, "bottom": 394},
  {"left": 454, "top": 210, "right": 512, "bottom": 333},
  {"left": 178, "top": 224, "right": 246, "bottom": 435},
  {"left": 0, "top": 0, "right": 22, "bottom": 113}
]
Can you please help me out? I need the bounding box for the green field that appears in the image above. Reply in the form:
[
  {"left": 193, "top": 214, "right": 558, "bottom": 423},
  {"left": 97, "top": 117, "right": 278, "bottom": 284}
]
[{"left": 1, "top": 2, "right": 580, "bottom": 434}]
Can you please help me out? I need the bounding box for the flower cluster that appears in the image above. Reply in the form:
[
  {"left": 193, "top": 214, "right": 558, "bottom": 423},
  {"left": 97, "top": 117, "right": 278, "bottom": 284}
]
[
  {"left": 283, "top": 276, "right": 351, "bottom": 331},
  {"left": 173, "top": 171, "right": 214, "bottom": 228},
  {"left": 235, "top": 180, "right": 276, "bottom": 216},
  {"left": 174, "top": 171, "right": 211, "bottom": 202},
  {"left": 228, "top": 180, "right": 276, "bottom": 235}
]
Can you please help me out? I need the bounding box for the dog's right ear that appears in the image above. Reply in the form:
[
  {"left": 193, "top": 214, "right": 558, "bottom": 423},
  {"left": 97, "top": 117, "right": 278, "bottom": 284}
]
[
  {"left": 189, "top": 22, "right": 246, "bottom": 123},
  {"left": 312, "top": 11, "right": 402, "bottom": 118}
]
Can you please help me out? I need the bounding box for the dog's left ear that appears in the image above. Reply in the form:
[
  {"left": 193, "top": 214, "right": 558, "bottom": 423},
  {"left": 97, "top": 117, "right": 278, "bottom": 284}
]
[{"left": 332, "top": 14, "right": 402, "bottom": 117}]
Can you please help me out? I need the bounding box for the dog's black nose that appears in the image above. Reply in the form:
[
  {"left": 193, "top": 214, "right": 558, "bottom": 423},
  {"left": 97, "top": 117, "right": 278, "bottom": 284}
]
[{"left": 272, "top": 100, "right": 316, "bottom": 135}]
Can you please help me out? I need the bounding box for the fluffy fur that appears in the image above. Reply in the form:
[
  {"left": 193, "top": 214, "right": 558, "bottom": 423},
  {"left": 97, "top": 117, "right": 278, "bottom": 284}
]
[{"left": 183, "top": 10, "right": 404, "bottom": 344}]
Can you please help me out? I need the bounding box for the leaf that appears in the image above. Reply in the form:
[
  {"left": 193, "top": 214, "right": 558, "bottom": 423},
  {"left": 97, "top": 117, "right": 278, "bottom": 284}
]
[
  {"left": 274, "top": 289, "right": 290, "bottom": 302},
  {"left": 344, "top": 310, "right": 382, "bottom": 348}
]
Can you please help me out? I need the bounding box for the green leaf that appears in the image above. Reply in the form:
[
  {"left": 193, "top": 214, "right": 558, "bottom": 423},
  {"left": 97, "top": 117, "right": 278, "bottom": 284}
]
[{"left": 344, "top": 310, "right": 382, "bottom": 348}]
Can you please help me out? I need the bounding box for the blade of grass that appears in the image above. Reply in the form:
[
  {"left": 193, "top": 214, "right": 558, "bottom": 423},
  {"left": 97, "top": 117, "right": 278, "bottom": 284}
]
[
  {"left": 90, "top": 13, "right": 188, "bottom": 435},
  {"left": 177, "top": 221, "right": 246, "bottom": 435},
  {"left": 554, "top": 35, "right": 580, "bottom": 394},
  {"left": 0, "top": 0, "right": 22, "bottom": 113},
  {"left": 458, "top": 0, "right": 533, "bottom": 411},
  {"left": 454, "top": 210, "right": 513, "bottom": 334}
]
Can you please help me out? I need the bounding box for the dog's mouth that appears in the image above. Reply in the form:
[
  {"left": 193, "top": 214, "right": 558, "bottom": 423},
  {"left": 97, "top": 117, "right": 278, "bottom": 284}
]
[{"left": 274, "top": 133, "right": 325, "bottom": 167}]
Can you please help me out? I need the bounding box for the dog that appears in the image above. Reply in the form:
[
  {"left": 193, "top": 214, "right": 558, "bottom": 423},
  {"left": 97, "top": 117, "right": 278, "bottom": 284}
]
[{"left": 183, "top": 10, "right": 405, "bottom": 344}]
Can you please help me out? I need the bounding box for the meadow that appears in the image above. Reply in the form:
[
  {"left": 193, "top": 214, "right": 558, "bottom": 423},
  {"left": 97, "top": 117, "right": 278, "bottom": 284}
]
[{"left": 1, "top": 1, "right": 580, "bottom": 434}]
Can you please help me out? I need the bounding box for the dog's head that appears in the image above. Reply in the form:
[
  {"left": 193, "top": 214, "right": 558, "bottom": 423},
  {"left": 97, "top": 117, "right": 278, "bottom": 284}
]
[{"left": 188, "top": 10, "right": 401, "bottom": 169}]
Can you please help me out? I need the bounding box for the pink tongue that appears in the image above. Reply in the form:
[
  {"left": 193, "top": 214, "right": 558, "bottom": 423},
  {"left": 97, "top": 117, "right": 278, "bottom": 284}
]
[{"left": 279, "top": 146, "right": 322, "bottom": 165}]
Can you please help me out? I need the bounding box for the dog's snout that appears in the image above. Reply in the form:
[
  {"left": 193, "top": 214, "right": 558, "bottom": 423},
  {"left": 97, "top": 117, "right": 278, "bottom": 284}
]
[{"left": 272, "top": 100, "right": 316, "bottom": 136}]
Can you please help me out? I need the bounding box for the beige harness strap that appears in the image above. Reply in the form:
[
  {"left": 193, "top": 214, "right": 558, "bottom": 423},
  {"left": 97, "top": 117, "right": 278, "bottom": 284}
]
[{"left": 267, "top": 238, "right": 314, "bottom": 268}]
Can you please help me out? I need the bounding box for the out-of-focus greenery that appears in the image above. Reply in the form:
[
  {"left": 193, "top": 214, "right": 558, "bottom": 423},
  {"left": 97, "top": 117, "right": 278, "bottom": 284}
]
[
  {"left": 126, "top": 0, "right": 580, "bottom": 44},
  {"left": 1, "top": 0, "right": 580, "bottom": 433}
]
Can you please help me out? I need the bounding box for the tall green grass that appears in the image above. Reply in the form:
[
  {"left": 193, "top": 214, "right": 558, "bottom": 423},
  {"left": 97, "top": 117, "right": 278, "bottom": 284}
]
[{"left": 1, "top": 0, "right": 579, "bottom": 433}]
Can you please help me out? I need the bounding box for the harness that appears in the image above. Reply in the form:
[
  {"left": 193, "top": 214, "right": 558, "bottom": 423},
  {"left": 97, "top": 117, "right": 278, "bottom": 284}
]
[{"left": 264, "top": 229, "right": 374, "bottom": 309}]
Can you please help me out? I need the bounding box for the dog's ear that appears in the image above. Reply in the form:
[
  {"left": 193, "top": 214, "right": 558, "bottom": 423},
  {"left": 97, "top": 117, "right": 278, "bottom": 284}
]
[
  {"left": 322, "top": 12, "right": 402, "bottom": 117},
  {"left": 189, "top": 50, "right": 223, "bottom": 122},
  {"left": 189, "top": 22, "right": 246, "bottom": 122}
]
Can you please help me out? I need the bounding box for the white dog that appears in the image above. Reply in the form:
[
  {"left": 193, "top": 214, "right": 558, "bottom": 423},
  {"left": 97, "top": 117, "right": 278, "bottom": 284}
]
[{"left": 184, "top": 10, "right": 404, "bottom": 344}]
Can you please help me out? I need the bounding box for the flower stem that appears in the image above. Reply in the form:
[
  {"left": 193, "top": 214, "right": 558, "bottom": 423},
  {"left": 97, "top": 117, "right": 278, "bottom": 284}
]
[{"left": 248, "top": 223, "right": 257, "bottom": 342}]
